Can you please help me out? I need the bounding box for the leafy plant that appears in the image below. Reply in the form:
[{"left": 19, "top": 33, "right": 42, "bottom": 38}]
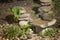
[
  {"left": 3, "top": 25, "right": 20, "bottom": 39},
  {"left": 11, "top": 6, "right": 21, "bottom": 18},
  {"left": 10, "top": 6, "right": 22, "bottom": 22},
  {"left": 21, "top": 24, "right": 31, "bottom": 29},
  {"left": 20, "top": 24, "right": 32, "bottom": 35},
  {"left": 38, "top": 28, "right": 56, "bottom": 36}
]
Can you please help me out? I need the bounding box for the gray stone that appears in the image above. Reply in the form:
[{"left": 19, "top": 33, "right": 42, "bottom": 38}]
[
  {"left": 40, "top": 19, "right": 56, "bottom": 28},
  {"left": 29, "top": 18, "right": 33, "bottom": 23},
  {"left": 40, "top": 0, "right": 52, "bottom": 3},
  {"left": 41, "top": 2, "right": 51, "bottom": 6},
  {"left": 18, "top": 11, "right": 31, "bottom": 21},
  {"left": 43, "top": 13, "right": 53, "bottom": 20},
  {"left": 19, "top": 13, "right": 30, "bottom": 18},
  {"left": 20, "top": 34, "right": 27, "bottom": 40},
  {"left": 19, "top": 21, "right": 28, "bottom": 26},
  {"left": 18, "top": 17, "right": 30, "bottom": 21},
  {"left": 30, "top": 19, "right": 56, "bottom": 29},
  {"left": 38, "top": 6, "right": 52, "bottom": 12},
  {"left": 19, "top": 7, "right": 26, "bottom": 14},
  {"left": 27, "top": 34, "right": 32, "bottom": 39},
  {"left": 38, "top": 12, "right": 53, "bottom": 20}
]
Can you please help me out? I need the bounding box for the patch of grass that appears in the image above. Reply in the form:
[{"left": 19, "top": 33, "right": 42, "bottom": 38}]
[
  {"left": 20, "top": 24, "right": 32, "bottom": 35},
  {"left": 38, "top": 28, "right": 56, "bottom": 36},
  {"left": 3, "top": 25, "right": 21, "bottom": 39},
  {"left": 21, "top": 24, "right": 32, "bottom": 29}
]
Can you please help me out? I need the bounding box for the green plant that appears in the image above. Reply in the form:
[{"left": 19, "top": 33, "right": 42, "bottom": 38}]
[
  {"left": 10, "top": 6, "right": 22, "bottom": 22},
  {"left": 21, "top": 24, "right": 31, "bottom": 29},
  {"left": 20, "top": 24, "right": 32, "bottom": 35},
  {"left": 11, "top": 6, "right": 21, "bottom": 18},
  {"left": 38, "top": 28, "right": 56, "bottom": 36},
  {"left": 3, "top": 25, "right": 20, "bottom": 39},
  {"left": 52, "top": 0, "right": 60, "bottom": 14}
]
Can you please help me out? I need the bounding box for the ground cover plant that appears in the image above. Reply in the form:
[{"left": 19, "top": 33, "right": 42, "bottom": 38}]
[
  {"left": 3, "top": 25, "right": 20, "bottom": 39},
  {"left": 38, "top": 28, "right": 56, "bottom": 36}
]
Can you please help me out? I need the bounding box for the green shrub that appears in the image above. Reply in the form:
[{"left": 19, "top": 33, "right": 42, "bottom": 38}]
[
  {"left": 38, "top": 28, "right": 56, "bottom": 36},
  {"left": 10, "top": 6, "right": 22, "bottom": 22},
  {"left": 11, "top": 6, "right": 21, "bottom": 18},
  {"left": 3, "top": 25, "right": 20, "bottom": 39},
  {"left": 21, "top": 24, "right": 32, "bottom": 29},
  {"left": 20, "top": 24, "right": 32, "bottom": 35}
]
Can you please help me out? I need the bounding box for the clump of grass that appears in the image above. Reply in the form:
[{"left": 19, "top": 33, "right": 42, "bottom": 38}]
[
  {"left": 38, "top": 28, "right": 56, "bottom": 36},
  {"left": 21, "top": 24, "right": 32, "bottom": 29},
  {"left": 3, "top": 25, "right": 20, "bottom": 39}
]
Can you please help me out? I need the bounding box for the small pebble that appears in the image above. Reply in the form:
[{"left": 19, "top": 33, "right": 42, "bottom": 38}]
[{"left": 27, "top": 34, "right": 32, "bottom": 39}]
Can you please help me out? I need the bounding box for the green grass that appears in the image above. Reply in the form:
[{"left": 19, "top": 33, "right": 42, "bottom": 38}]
[
  {"left": 38, "top": 28, "right": 56, "bottom": 36},
  {"left": 3, "top": 25, "right": 20, "bottom": 39}
]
